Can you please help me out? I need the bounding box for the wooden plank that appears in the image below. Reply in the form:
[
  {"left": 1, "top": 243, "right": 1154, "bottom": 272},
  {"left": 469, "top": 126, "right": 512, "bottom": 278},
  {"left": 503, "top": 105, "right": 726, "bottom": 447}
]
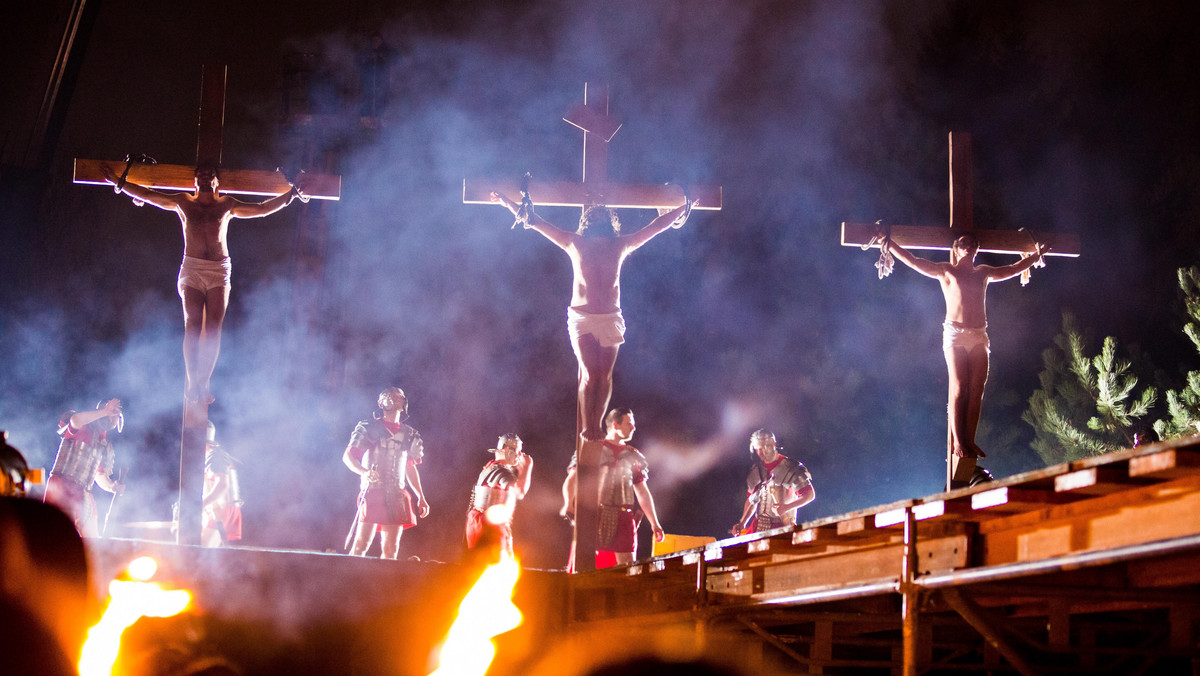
[
  {"left": 1129, "top": 448, "right": 1200, "bottom": 479},
  {"left": 463, "top": 178, "right": 721, "bottom": 210},
  {"left": 912, "top": 499, "right": 975, "bottom": 522},
  {"left": 971, "top": 486, "right": 1079, "bottom": 513},
  {"left": 841, "top": 222, "right": 1080, "bottom": 257},
  {"left": 837, "top": 515, "right": 878, "bottom": 537},
  {"left": 1054, "top": 467, "right": 1135, "bottom": 495},
  {"left": 792, "top": 526, "right": 840, "bottom": 546},
  {"left": 756, "top": 535, "right": 969, "bottom": 597},
  {"left": 74, "top": 159, "right": 342, "bottom": 200},
  {"left": 980, "top": 475, "right": 1200, "bottom": 565}
]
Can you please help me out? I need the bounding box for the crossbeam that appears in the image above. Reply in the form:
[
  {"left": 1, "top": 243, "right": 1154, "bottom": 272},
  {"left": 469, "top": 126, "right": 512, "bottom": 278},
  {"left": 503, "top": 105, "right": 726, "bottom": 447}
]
[
  {"left": 463, "top": 178, "right": 718, "bottom": 210},
  {"left": 73, "top": 159, "right": 341, "bottom": 200},
  {"left": 841, "top": 222, "right": 1079, "bottom": 257}
]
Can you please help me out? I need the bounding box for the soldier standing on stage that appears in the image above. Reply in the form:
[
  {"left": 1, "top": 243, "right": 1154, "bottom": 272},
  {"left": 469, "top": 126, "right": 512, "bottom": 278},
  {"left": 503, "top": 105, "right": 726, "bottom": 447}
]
[
  {"left": 732, "top": 429, "right": 814, "bottom": 535},
  {"left": 343, "top": 387, "right": 430, "bottom": 559}
]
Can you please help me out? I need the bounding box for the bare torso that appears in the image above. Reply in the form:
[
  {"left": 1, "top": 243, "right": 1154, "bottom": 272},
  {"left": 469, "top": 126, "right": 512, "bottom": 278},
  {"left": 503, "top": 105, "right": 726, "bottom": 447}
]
[
  {"left": 568, "top": 237, "right": 628, "bottom": 314},
  {"left": 939, "top": 262, "right": 990, "bottom": 327},
  {"left": 176, "top": 194, "right": 236, "bottom": 260}
]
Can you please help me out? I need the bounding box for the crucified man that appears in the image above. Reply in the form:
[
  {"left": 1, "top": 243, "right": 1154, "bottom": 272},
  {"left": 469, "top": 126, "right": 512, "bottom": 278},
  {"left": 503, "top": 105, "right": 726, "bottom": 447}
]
[
  {"left": 491, "top": 193, "right": 694, "bottom": 441},
  {"left": 883, "top": 232, "right": 1048, "bottom": 461},
  {"left": 100, "top": 163, "right": 306, "bottom": 403}
]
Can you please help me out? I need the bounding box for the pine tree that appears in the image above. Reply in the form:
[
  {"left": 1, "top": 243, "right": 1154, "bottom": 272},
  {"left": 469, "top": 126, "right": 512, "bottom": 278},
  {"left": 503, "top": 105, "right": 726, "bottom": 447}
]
[
  {"left": 1023, "top": 313, "right": 1157, "bottom": 464},
  {"left": 1154, "top": 266, "right": 1200, "bottom": 440}
]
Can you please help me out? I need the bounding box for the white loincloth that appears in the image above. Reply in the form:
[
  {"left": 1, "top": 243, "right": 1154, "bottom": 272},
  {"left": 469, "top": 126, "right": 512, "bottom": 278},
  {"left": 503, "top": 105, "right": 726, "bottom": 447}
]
[{"left": 567, "top": 307, "right": 626, "bottom": 348}]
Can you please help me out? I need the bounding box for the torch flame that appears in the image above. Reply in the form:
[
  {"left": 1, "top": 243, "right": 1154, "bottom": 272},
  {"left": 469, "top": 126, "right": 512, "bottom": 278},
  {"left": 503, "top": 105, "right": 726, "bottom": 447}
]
[
  {"left": 78, "top": 557, "right": 192, "bottom": 676},
  {"left": 429, "top": 553, "right": 522, "bottom": 676}
]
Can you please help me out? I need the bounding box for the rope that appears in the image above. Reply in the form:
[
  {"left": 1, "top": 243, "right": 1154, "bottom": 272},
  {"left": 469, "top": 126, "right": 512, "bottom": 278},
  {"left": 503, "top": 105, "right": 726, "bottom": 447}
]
[{"left": 867, "top": 219, "right": 894, "bottom": 279}]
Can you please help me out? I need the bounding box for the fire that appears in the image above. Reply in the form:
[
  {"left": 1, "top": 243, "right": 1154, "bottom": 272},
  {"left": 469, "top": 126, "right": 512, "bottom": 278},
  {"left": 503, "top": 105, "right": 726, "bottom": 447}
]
[
  {"left": 429, "top": 553, "right": 523, "bottom": 676},
  {"left": 78, "top": 556, "right": 192, "bottom": 676}
]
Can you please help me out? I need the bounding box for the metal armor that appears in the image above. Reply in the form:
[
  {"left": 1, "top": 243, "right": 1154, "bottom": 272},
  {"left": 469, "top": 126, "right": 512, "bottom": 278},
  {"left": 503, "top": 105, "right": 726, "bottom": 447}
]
[
  {"left": 598, "top": 445, "right": 648, "bottom": 506},
  {"left": 748, "top": 456, "right": 811, "bottom": 530},
  {"left": 470, "top": 463, "right": 518, "bottom": 513},
  {"left": 470, "top": 485, "right": 513, "bottom": 512},
  {"left": 206, "top": 449, "right": 242, "bottom": 505},
  {"left": 352, "top": 421, "right": 422, "bottom": 492},
  {"left": 50, "top": 427, "right": 113, "bottom": 489}
]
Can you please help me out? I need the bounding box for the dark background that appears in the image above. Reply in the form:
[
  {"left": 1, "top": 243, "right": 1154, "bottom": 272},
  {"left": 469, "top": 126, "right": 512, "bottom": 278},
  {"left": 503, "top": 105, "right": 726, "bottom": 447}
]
[{"left": 2, "top": 0, "right": 1198, "bottom": 571}]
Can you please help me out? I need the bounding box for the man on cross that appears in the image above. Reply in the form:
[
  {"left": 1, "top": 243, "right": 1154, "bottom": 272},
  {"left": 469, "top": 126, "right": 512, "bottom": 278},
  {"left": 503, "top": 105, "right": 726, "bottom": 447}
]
[
  {"left": 99, "top": 163, "right": 306, "bottom": 403},
  {"left": 882, "top": 232, "right": 1049, "bottom": 464},
  {"left": 490, "top": 192, "right": 694, "bottom": 441}
]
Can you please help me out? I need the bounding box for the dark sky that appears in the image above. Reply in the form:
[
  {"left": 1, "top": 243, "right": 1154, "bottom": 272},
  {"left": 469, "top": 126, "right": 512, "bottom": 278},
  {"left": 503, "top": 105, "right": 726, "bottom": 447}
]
[{"left": 2, "top": 0, "right": 1198, "bottom": 571}]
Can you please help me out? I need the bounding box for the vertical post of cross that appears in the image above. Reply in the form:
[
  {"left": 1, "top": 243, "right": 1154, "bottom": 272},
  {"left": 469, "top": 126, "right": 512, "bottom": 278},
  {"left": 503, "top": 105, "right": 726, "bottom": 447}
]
[{"left": 177, "top": 64, "right": 226, "bottom": 546}]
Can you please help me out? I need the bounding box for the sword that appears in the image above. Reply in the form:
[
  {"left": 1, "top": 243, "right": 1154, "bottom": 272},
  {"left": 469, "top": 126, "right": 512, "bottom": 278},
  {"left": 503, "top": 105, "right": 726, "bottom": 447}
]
[
  {"left": 344, "top": 500, "right": 365, "bottom": 552},
  {"left": 102, "top": 467, "right": 127, "bottom": 537}
]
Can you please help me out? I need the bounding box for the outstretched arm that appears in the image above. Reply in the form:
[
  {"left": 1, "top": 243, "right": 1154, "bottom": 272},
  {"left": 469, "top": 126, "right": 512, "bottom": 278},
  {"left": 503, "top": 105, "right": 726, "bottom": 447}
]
[
  {"left": 985, "top": 243, "right": 1051, "bottom": 282},
  {"left": 490, "top": 191, "right": 574, "bottom": 251},
  {"left": 229, "top": 187, "right": 304, "bottom": 219},
  {"left": 620, "top": 200, "right": 695, "bottom": 253},
  {"left": 883, "top": 237, "right": 944, "bottom": 279},
  {"left": 99, "top": 163, "right": 180, "bottom": 211}
]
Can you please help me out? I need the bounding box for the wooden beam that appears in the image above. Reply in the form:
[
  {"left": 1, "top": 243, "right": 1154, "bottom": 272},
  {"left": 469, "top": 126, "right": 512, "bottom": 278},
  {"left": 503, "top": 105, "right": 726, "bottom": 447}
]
[
  {"left": 941, "top": 588, "right": 1039, "bottom": 676},
  {"left": 74, "top": 159, "right": 342, "bottom": 200},
  {"left": 195, "top": 64, "right": 226, "bottom": 168},
  {"left": 463, "top": 178, "right": 720, "bottom": 210},
  {"left": 841, "top": 222, "right": 1080, "bottom": 257}
]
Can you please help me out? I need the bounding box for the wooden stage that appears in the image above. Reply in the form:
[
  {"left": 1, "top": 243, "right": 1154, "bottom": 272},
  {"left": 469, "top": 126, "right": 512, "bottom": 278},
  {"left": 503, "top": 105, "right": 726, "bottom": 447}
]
[
  {"left": 85, "top": 438, "right": 1200, "bottom": 675},
  {"left": 567, "top": 437, "right": 1200, "bottom": 674}
]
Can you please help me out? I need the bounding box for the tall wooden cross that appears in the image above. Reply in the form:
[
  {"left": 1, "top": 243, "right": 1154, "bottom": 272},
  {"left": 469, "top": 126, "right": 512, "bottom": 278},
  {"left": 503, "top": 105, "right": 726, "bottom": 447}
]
[
  {"left": 464, "top": 83, "right": 722, "bottom": 571},
  {"left": 841, "top": 132, "right": 1081, "bottom": 490},
  {"left": 72, "top": 65, "right": 342, "bottom": 545}
]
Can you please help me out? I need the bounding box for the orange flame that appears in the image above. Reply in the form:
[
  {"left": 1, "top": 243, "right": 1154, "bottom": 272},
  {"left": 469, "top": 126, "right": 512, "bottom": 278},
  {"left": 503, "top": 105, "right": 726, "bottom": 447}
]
[
  {"left": 428, "top": 553, "right": 522, "bottom": 676},
  {"left": 78, "top": 556, "right": 192, "bottom": 676}
]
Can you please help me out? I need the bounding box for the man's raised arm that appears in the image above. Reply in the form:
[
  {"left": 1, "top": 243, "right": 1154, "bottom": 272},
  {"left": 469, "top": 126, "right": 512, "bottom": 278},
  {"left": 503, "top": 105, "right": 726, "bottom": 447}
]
[
  {"left": 985, "top": 243, "right": 1050, "bottom": 282},
  {"left": 620, "top": 200, "right": 695, "bottom": 253},
  {"left": 490, "top": 191, "right": 574, "bottom": 251},
  {"left": 229, "top": 187, "right": 304, "bottom": 219},
  {"left": 99, "top": 163, "right": 180, "bottom": 211},
  {"left": 883, "top": 237, "right": 944, "bottom": 279}
]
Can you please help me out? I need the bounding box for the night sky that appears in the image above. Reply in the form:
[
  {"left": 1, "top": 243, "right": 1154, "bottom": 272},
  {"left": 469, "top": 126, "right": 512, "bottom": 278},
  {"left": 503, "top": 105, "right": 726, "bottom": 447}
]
[{"left": 2, "top": 0, "right": 1198, "bottom": 571}]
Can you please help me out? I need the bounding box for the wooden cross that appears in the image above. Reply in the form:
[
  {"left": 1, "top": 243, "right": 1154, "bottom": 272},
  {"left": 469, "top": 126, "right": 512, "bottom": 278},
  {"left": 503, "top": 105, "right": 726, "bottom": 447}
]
[
  {"left": 841, "top": 132, "right": 1081, "bottom": 490},
  {"left": 71, "top": 65, "right": 341, "bottom": 545},
  {"left": 464, "top": 83, "right": 722, "bottom": 571}
]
